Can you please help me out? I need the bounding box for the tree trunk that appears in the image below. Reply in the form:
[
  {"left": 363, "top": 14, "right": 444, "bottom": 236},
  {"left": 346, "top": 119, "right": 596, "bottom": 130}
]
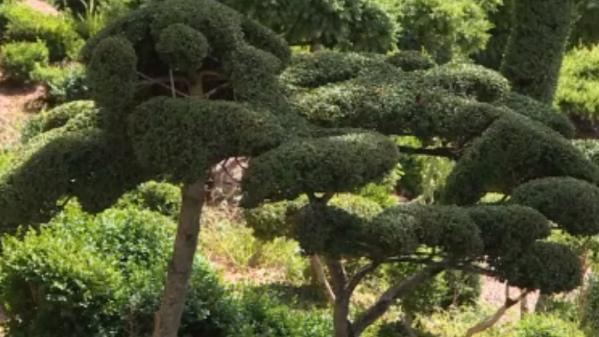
[
  {"left": 153, "top": 178, "right": 206, "bottom": 337},
  {"left": 333, "top": 294, "right": 353, "bottom": 337},
  {"left": 310, "top": 255, "right": 336, "bottom": 303}
]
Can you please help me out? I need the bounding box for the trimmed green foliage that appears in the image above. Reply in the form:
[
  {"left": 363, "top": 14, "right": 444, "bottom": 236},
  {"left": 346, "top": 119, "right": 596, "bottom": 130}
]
[
  {"left": 0, "top": 128, "right": 145, "bottom": 231},
  {"left": 423, "top": 63, "right": 510, "bottom": 102},
  {"left": 220, "top": 0, "right": 396, "bottom": 52},
  {"left": 501, "top": 0, "right": 576, "bottom": 103},
  {"left": 511, "top": 177, "right": 599, "bottom": 236},
  {"left": 0, "top": 41, "right": 49, "bottom": 82},
  {"left": 156, "top": 23, "right": 209, "bottom": 73},
  {"left": 117, "top": 181, "right": 181, "bottom": 220},
  {"left": 500, "top": 92, "right": 575, "bottom": 138},
  {"left": 386, "top": 50, "right": 435, "bottom": 71},
  {"left": 0, "top": 3, "right": 83, "bottom": 61},
  {"left": 87, "top": 36, "right": 137, "bottom": 133},
  {"left": 129, "top": 97, "right": 285, "bottom": 183},
  {"left": 468, "top": 205, "right": 550, "bottom": 260},
  {"left": 282, "top": 51, "right": 386, "bottom": 88},
  {"left": 555, "top": 45, "right": 599, "bottom": 122},
  {"left": 242, "top": 132, "right": 399, "bottom": 208},
  {"left": 499, "top": 242, "right": 582, "bottom": 294},
  {"left": 286, "top": 54, "right": 506, "bottom": 143},
  {"left": 20, "top": 100, "right": 98, "bottom": 143},
  {"left": 443, "top": 113, "right": 599, "bottom": 205}
]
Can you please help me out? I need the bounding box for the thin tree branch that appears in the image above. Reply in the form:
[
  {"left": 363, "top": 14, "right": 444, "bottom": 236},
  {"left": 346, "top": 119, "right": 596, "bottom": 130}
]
[
  {"left": 310, "top": 255, "right": 336, "bottom": 303},
  {"left": 137, "top": 71, "right": 190, "bottom": 97},
  {"left": 465, "top": 289, "right": 531, "bottom": 337},
  {"left": 352, "top": 261, "right": 448, "bottom": 336},
  {"left": 205, "top": 82, "right": 231, "bottom": 98},
  {"left": 325, "top": 258, "right": 348, "bottom": 296},
  {"left": 347, "top": 261, "right": 381, "bottom": 295}
]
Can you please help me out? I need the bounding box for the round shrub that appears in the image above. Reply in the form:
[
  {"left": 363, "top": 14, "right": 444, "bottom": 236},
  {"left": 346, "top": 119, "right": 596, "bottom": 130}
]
[
  {"left": 423, "top": 63, "right": 510, "bottom": 102},
  {"left": 156, "top": 23, "right": 209, "bottom": 73},
  {"left": 386, "top": 50, "right": 435, "bottom": 71},
  {"left": 242, "top": 132, "right": 400, "bottom": 208},
  {"left": 0, "top": 204, "right": 237, "bottom": 337},
  {"left": 117, "top": 180, "right": 181, "bottom": 219},
  {"left": 556, "top": 45, "right": 599, "bottom": 123},
  {"left": 514, "top": 313, "right": 585, "bottom": 337},
  {"left": 0, "top": 41, "right": 49, "bottom": 82},
  {"left": 511, "top": 177, "right": 599, "bottom": 236}
]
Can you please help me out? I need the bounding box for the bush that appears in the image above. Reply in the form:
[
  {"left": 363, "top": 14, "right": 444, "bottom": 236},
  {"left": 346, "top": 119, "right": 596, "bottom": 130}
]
[
  {"left": 235, "top": 288, "right": 332, "bottom": 337},
  {"left": 30, "top": 63, "right": 90, "bottom": 104},
  {"left": 555, "top": 45, "right": 599, "bottom": 122},
  {"left": 116, "top": 180, "right": 181, "bottom": 220},
  {"left": 582, "top": 274, "right": 599, "bottom": 335},
  {"left": 514, "top": 314, "right": 585, "bottom": 337},
  {"left": 0, "top": 41, "right": 49, "bottom": 82},
  {"left": 0, "top": 3, "right": 83, "bottom": 61},
  {"left": 201, "top": 207, "right": 308, "bottom": 284},
  {"left": 0, "top": 204, "right": 238, "bottom": 337}
]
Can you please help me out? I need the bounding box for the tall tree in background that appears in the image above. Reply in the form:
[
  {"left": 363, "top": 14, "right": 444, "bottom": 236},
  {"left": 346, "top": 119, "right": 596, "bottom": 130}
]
[
  {"left": 501, "top": 0, "right": 576, "bottom": 103},
  {"left": 219, "top": 0, "right": 396, "bottom": 52}
]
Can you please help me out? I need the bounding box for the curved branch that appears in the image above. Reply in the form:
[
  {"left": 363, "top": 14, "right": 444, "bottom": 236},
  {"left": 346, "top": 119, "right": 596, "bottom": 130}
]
[
  {"left": 352, "top": 261, "right": 448, "bottom": 336},
  {"left": 465, "top": 289, "right": 531, "bottom": 337},
  {"left": 347, "top": 261, "right": 381, "bottom": 295}
]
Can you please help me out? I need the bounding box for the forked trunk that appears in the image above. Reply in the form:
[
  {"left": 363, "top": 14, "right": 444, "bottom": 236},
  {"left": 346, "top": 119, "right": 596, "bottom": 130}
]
[{"left": 153, "top": 178, "right": 206, "bottom": 337}]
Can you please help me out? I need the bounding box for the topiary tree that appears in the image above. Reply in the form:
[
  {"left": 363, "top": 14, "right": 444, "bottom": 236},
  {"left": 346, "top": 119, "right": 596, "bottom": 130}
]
[
  {"left": 0, "top": 0, "right": 302, "bottom": 336},
  {"left": 240, "top": 50, "right": 599, "bottom": 337},
  {"left": 499, "top": 0, "right": 576, "bottom": 103}
]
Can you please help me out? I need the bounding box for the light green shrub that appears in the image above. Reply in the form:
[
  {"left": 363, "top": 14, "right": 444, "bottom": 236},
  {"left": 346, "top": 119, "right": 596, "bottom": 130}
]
[
  {"left": 0, "top": 204, "right": 238, "bottom": 337},
  {"left": 555, "top": 46, "right": 599, "bottom": 122},
  {"left": 514, "top": 314, "right": 585, "bottom": 337},
  {"left": 201, "top": 207, "right": 307, "bottom": 284},
  {"left": 116, "top": 180, "right": 181, "bottom": 220},
  {"left": 235, "top": 288, "right": 332, "bottom": 337},
  {"left": 378, "top": 0, "right": 500, "bottom": 62},
  {"left": 0, "top": 3, "right": 84, "bottom": 61},
  {"left": 0, "top": 41, "right": 49, "bottom": 82},
  {"left": 30, "top": 63, "right": 89, "bottom": 104}
]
